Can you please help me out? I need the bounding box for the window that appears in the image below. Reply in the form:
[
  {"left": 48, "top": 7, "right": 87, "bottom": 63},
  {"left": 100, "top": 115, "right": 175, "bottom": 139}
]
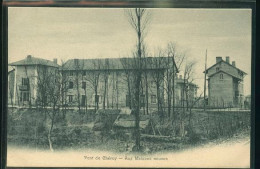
[
  {"left": 20, "top": 92, "right": 29, "bottom": 102},
  {"left": 216, "top": 67, "right": 220, "bottom": 72},
  {"left": 69, "top": 82, "right": 73, "bottom": 89},
  {"left": 74, "top": 59, "right": 79, "bottom": 66},
  {"left": 68, "top": 95, "right": 73, "bottom": 102},
  {"left": 126, "top": 95, "right": 130, "bottom": 107},
  {"left": 95, "top": 95, "right": 102, "bottom": 104},
  {"left": 82, "top": 71, "right": 86, "bottom": 76},
  {"left": 82, "top": 82, "right": 86, "bottom": 89},
  {"left": 81, "top": 95, "right": 86, "bottom": 106},
  {"left": 69, "top": 71, "right": 73, "bottom": 76},
  {"left": 220, "top": 74, "right": 223, "bottom": 79},
  {"left": 22, "top": 78, "right": 29, "bottom": 85},
  {"left": 23, "top": 92, "right": 29, "bottom": 101},
  {"left": 95, "top": 95, "right": 99, "bottom": 104},
  {"left": 151, "top": 95, "right": 157, "bottom": 104},
  {"left": 140, "top": 95, "right": 145, "bottom": 107}
]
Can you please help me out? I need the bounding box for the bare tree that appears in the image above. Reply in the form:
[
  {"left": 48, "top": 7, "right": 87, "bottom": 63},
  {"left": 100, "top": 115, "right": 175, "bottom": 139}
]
[
  {"left": 36, "top": 65, "right": 50, "bottom": 119},
  {"left": 142, "top": 46, "right": 150, "bottom": 115},
  {"left": 81, "top": 69, "right": 88, "bottom": 114},
  {"left": 36, "top": 66, "right": 61, "bottom": 152},
  {"left": 103, "top": 59, "right": 110, "bottom": 109},
  {"left": 166, "top": 42, "right": 185, "bottom": 119},
  {"left": 60, "top": 60, "right": 70, "bottom": 118},
  {"left": 183, "top": 60, "right": 196, "bottom": 111},
  {"left": 8, "top": 71, "right": 15, "bottom": 111},
  {"left": 46, "top": 69, "right": 62, "bottom": 152},
  {"left": 86, "top": 59, "right": 101, "bottom": 112},
  {"left": 188, "top": 93, "right": 203, "bottom": 129},
  {"left": 120, "top": 57, "right": 133, "bottom": 109},
  {"left": 125, "top": 8, "right": 151, "bottom": 151},
  {"left": 150, "top": 51, "right": 166, "bottom": 119},
  {"left": 72, "top": 59, "right": 82, "bottom": 113}
]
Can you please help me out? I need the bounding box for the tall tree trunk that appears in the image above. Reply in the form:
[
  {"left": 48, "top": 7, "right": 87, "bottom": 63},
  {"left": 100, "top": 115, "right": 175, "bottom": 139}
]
[
  {"left": 157, "top": 82, "right": 160, "bottom": 114},
  {"left": 171, "top": 59, "right": 175, "bottom": 119},
  {"left": 85, "top": 87, "right": 88, "bottom": 114},
  {"left": 116, "top": 72, "right": 119, "bottom": 109},
  {"left": 48, "top": 128, "right": 54, "bottom": 152},
  {"left": 186, "top": 88, "right": 189, "bottom": 111},
  {"left": 145, "top": 72, "right": 149, "bottom": 115},
  {"left": 167, "top": 69, "right": 171, "bottom": 118},
  {"left": 76, "top": 72, "right": 81, "bottom": 113},
  {"left": 106, "top": 76, "right": 109, "bottom": 108},
  {"left": 95, "top": 86, "right": 98, "bottom": 112},
  {"left": 48, "top": 113, "right": 55, "bottom": 152},
  {"left": 134, "top": 72, "right": 141, "bottom": 151},
  {"left": 127, "top": 74, "right": 132, "bottom": 109},
  {"left": 103, "top": 76, "right": 107, "bottom": 109},
  {"left": 134, "top": 9, "right": 142, "bottom": 151},
  {"left": 112, "top": 72, "right": 114, "bottom": 108}
]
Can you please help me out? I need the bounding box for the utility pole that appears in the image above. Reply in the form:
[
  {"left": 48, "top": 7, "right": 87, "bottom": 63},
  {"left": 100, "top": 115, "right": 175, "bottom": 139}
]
[{"left": 204, "top": 49, "right": 207, "bottom": 112}]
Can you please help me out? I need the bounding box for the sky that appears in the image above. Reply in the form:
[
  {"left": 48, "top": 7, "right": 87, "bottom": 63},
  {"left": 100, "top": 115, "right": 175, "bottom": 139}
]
[{"left": 8, "top": 7, "right": 252, "bottom": 95}]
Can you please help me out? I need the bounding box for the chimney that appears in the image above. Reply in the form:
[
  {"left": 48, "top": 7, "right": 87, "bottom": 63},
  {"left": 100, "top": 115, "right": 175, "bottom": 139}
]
[
  {"left": 179, "top": 75, "right": 182, "bottom": 79},
  {"left": 74, "top": 59, "right": 79, "bottom": 66},
  {"left": 232, "top": 61, "right": 236, "bottom": 67},
  {"left": 216, "top": 56, "right": 222, "bottom": 63},
  {"left": 53, "top": 58, "right": 57, "bottom": 64},
  {"left": 27, "top": 55, "right": 32, "bottom": 59},
  {"left": 226, "top": 56, "right": 230, "bottom": 64}
]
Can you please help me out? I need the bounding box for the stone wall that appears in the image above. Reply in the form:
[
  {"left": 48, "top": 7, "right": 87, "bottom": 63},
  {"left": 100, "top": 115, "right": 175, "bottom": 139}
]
[
  {"left": 12, "top": 65, "right": 58, "bottom": 106},
  {"left": 13, "top": 65, "right": 37, "bottom": 106},
  {"left": 208, "top": 72, "right": 233, "bottom": 107},
  {"left": 63, "top": 69, "right": 164, "bottom": 112}
]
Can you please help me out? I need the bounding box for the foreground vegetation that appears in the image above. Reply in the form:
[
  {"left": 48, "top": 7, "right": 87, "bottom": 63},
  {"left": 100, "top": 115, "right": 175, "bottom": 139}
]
[{"left": 7, "top": 108, "right": 250, "bottom": 153}]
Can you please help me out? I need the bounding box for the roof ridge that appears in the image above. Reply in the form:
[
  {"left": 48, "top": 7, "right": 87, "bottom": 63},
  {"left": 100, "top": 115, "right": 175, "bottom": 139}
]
[
  {"left": 66, "top": 56, "right": 171, "bottom": 61},
  {"left": 9, "top": 55, "right": 59, "bottom": 67},
  {"left": 205, "top": 60, "right": 246, "bottom": 75},
  {"left": 208, "top": 70, "right": 243, "bottom": 80}
]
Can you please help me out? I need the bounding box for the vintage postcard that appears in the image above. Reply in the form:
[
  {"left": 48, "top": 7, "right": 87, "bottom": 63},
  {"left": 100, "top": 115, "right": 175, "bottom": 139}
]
[{"left": 6, "top": 6, "right": 252, "bottom": 168}]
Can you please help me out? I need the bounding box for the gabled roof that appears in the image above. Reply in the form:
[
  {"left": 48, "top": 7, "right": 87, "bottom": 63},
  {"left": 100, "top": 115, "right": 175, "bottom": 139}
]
[
  {"left": 62, "top": 57, "right": 179, "bottom": 72},
  {"left": 204, "top": 60, "right": 247, "bottom": 75},
  {"left": 9, "top": 56, "right": 59, "bottom": 67},
  {"left": 208, "top": 70, "right": 243, "bottom": 80}
]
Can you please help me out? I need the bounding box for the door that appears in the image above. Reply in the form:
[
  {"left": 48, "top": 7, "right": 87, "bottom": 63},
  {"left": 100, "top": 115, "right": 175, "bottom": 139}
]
[
  {"left": 81, "top": 95, "right": 86, "bottom": 106},
  {"left": 126, "top": 95, "right": 130, "bottom": 107}
]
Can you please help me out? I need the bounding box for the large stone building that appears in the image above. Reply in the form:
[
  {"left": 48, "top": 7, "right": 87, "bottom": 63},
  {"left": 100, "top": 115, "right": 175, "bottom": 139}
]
[
  {"left": 205, "top": 56, "right": 247, "bottom": 108},
  {"left": 8, "top": 55, "right": 199, "bottom": 112},
  {"left": 61, "top": 57, "right": 178, "bottom": 113},
  {"left": 8, "top": 55, "right": 59, "bottom": 106}
]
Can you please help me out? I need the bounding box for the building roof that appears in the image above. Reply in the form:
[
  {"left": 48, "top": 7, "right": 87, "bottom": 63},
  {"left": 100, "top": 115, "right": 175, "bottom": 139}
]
[
  {"left": 62, "top": 57, "right": 179, "bottom": 72},
  {"left": 175, "top": 78, "right": 198, "bottom": 87},
  {"left": 204, "top": 60, "right": 247, "bottom": 75},
  {"left": 9, "top": 55, "right": 59, "bottom": 67},
  {"left": 208, "top": 70, "right": 243, "bottom": 80}
]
